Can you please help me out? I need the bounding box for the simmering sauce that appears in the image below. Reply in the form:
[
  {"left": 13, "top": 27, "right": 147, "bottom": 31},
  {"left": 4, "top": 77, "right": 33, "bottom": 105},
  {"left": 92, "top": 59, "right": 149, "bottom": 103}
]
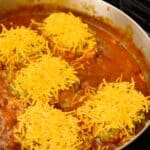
[{"left": 0, "top": 5, "right": 149, "bottom": 150}]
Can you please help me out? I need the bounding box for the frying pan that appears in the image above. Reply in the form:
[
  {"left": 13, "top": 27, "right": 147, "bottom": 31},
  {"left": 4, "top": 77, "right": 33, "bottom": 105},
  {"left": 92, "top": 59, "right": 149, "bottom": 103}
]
[{"left": 0, "top": 0, "right": 149, "bottom": 149}]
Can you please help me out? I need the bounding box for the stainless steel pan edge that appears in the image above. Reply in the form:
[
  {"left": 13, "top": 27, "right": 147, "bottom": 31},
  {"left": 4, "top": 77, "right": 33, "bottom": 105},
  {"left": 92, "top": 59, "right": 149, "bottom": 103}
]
[
  {"left": 0, "top": 0, "right": 149, "bottom": 149},
  {"left": 0, "top": 0, "right": 149, "bottom": 63}
]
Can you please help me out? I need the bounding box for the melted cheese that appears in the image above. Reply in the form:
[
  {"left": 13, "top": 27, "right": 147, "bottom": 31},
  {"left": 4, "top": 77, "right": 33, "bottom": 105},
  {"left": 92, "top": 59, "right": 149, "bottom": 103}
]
[
  {"left": 0, "top": 25, "right": 49, "bottom": 67},
  {"left": 77, "top": 79, "right": 150, "bottom": 140},
  {"left": 39, "top": 12, "right": 97, "bottom": 53},
  {"left": 14, "top": 102, "right": 81, "bottom": 150},
  {"left": 11, "top": 55, "right": 79, "bottom": 104}
]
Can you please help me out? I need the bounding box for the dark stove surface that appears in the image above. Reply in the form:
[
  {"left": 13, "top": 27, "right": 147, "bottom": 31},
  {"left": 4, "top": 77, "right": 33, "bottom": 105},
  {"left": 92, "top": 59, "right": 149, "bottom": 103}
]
[
  {"left": 103, "top": 0, "right": 150, "bottom": 150},
  {"left": 123, "top": 128, "right": 150, "bottom": 150},
  {"left": 104, "top": 0, "right": 150, "bottom": 35}
]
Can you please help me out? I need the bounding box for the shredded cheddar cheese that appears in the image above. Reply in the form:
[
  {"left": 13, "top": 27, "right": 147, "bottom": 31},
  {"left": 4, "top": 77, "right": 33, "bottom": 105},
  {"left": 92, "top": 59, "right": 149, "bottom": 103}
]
[
  {"left": 11, "top": 55, "right": 79, "bottom": 104},
  {"left": 14, "top": 102, "right": 81, "bottom": 150},
  {"left": 39, "top": 12, "right": 97, "bottom": 53},
  {"left": 77, "top": 79, "right": 150, "bottom": 142},
  {"left": 0, "top": 25, "right": 49, "bottom": 67}
]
